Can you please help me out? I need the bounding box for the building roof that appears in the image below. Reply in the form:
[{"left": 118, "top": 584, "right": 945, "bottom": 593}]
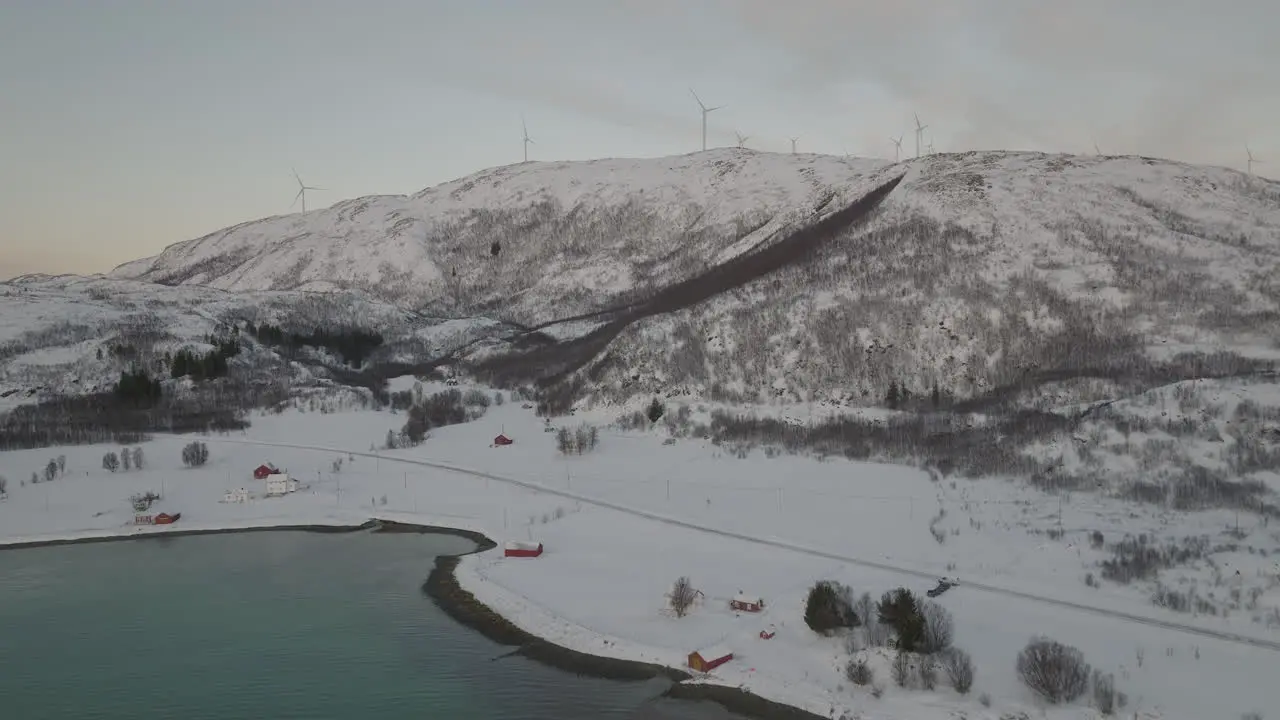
[
  {"left": 732, "top": 594, "right": 760, "bottom": 604},
  {"left": 694, "top": 645, "right": 733, "bottom": 660},
  {"left": 504, "top": 540, "right": 541, "bottom": 551}
]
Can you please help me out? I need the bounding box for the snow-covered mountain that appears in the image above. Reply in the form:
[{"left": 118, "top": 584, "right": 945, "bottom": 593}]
[{"left": 101, "top": 148, "right": 1280, "bottom": 406}]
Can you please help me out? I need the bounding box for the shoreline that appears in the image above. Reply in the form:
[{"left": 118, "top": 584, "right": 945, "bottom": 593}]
[
  {"left": 0, "top": 517, "right": 828, "bottom": 720},
  {"left": 425, "top": 544, "right": 831, "bottom": 720}
]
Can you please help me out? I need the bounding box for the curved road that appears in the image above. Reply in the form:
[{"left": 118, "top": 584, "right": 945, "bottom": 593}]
[{"left": 198, "top": 435, "right": 1280, "bottom": 653}]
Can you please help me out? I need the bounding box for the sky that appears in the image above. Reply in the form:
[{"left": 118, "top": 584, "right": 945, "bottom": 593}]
[{"left": 1, "top": 0, "right": 1277, "bottom": 280}]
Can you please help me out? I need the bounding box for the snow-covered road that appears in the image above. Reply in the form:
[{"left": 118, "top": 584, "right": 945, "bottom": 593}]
[{"left": 200, "top": 435, "right": 1280, "bottom": 653}]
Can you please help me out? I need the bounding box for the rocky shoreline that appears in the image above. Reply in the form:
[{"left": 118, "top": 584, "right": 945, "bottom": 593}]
[{"left": 424, "top": 535, "right": 830, "bottom": 720}]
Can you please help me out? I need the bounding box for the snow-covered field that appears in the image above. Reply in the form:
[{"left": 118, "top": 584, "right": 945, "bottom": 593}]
[{"left": 2, "top": 380, "right": 1278, "bottom": 720}]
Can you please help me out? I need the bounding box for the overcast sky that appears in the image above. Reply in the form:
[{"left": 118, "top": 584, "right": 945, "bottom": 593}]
[{"left": 2, "top": 0, "right": 1276, "bottom": 280}]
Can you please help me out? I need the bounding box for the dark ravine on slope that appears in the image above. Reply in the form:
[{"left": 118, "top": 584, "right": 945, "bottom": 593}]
[{"left": 469, "top": 174, "right": 905, "bottom": 388}]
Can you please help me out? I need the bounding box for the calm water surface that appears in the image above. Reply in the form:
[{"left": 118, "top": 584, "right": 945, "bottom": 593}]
[{"left": 0, "top": 530, "right": 747, "bottom": 720}]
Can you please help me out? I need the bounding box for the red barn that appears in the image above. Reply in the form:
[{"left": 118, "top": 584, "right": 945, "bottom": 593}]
[
  {"left": 504, "top": 541, "right": 543, "bottom": 558},
  {"left": 493, "top": 434, "right": 513, "bottom": 446},
  {"left": 730, "top": 594, "right": 764, "bottom": 613},
  {"left": 253, "top": 463, "right": 280, "bottom": 480},
  {"left": 688, "top": 646, "right": 733, "bottom": 673},
  {"left": 153, "top": 512, "right": 181, "bottom": 525}
]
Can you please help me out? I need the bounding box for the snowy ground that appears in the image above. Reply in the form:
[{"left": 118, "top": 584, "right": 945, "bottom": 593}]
[{"left": 1, "top": 380, "right": 1278, "bottom": 720}]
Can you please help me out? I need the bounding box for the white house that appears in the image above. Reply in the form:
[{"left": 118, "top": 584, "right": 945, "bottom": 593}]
[
  {"left": 222, "top": 487, "right": 249, "bottom": 504},
  {"left": 265, "top": 473, "right": 298, "bottom": 496}
]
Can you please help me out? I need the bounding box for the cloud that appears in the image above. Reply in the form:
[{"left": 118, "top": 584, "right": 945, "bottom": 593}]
[{"left": 724, "top": 0, "right": 1279, "bottom": 163}]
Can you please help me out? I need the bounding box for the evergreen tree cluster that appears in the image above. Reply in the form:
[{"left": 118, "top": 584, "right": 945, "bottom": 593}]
[
  {"left": 171, "top": 336, "right": 241, "bottom": 381},
  {"left": 114, "top": 368, "right": 162, "bottom": 407},
  {"left": 246, "top": 321, "right": 383, "bottom": 368},
  {"left": 803, "top": 580, "right": 859, "bottom": 634}
]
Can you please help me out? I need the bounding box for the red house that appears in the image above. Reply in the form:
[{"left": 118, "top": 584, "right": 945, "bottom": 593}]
[
  {"left": 253, "top": 463, "right": 280, "bottom": 480},
  {"left": 493, "top": 434, "right": 513, "bottom": 447},
  {"left": 730, "top": 593, "right": 765, "bottom": 613},
  {"left": 504, "top": 541, "right": 543, "bottom": 558},
  {"left": 688, "top": 646, "right": 733, "bottom": 673}
]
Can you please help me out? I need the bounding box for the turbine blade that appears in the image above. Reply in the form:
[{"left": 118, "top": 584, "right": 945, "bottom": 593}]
[
  {"left": 690, "top": 87, "right": 704, "bottom": 109},
  {"left": 293, "top": 168, "right": 303, "bottom": 186},
  {"left": 291, "top": 188, "right": 304, "bottom": 207}
]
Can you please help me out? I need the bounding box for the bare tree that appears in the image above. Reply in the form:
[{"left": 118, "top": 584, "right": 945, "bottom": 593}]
[
  {"left": 56, "top": 454, "right": 66, "bottom": 475},
  {"left": 919, "top": 657, "right": 938, "bottom": 690},
  {"left": 556, "top": 426, "right": 574, "bottom": 454},
  {"left": 891, "top": 650, "right": 914, "bottom": 687},
  {"left": 122, "top": 448, "right": 132, "bottom": 471},
  {"left": 1017, "top": 637, "right": 1091, "bottom": 704},
  {"left": 102, "top": 452, "right": 120, "bottom": 472},
  {"left": 941, "top": 647, "right": 975, "bottom": 694},
  {"left": 0, "top": 474, "right": 8, "bottom": 495},
  {"left": 131, "top": 447, "right": 144, "bottom": 470},
  {"left": 920, "top": 600, "right": 954, "bottom": 653},
  {"left": 669, "top": 576, "right": 698, "bottom": 618},
  {"left": 44, "top": 459, "right": 57, "bottom": 482},
  {"left": 1092, "top": 670, "right": 1116, "bottom": 715}
]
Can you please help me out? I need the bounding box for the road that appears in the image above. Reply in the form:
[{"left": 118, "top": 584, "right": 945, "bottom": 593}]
[{"left": 198, "top": 435, "right": 1280, "bottom": 653}]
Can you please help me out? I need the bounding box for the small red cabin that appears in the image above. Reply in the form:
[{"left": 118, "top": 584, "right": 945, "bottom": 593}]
[
  {"left": 504, "top": 541, "right": 543, "bottom": 558},
  {"left": 153, "top": 512, "right": 181, "bottom": 525},
  {"left": 253, "top": 464, "right": 279, "bottom": 480},
  {"left": 493, "top": 434, "right": 513, "bottom": 446},
  {"left": 688, "top": 647, "right": 733, "bottom": 673},
  {"left": 730, "top": 594, "right": 764, "bottom": 613}
]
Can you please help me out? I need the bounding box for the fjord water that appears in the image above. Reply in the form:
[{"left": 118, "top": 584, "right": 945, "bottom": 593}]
[{"left": 0, "top": 531, "right": 744, "bottom": 720}]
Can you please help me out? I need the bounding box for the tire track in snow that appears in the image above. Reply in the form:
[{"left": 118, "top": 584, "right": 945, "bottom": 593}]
[{"left": 198, "top": 436, "right": 1280, "bottom": 653}]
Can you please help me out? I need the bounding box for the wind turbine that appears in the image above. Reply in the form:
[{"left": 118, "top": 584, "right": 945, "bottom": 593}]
[
  {"left": 913, "top": 113, "right": 928, "bottom": 159},
  {"left": 788, "top": 136, "right": 800, "bottom": 154},
  {"left": 1094, "top": 141, "right": 1102, "bottom": 156},
  {"left": 890, "top": 134, "right": 904, "bottom": 162},
  {"left": 291, "top": 169, "right": 323, "bottom": 213},
  {"left": 1247, "top": 146, "right": 1262, "bottom": 175},
  {"left": 734, "top": 131, "right": 750, "bottom": 149},
  {"left": 690, "top": 88, "right": 723, "bottom": 152},
  {"left": 521, "top": 116, "right": 535, "bottom": 163}
]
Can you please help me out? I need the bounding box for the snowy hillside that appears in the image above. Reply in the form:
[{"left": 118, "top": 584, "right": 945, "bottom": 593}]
[
  {"left": 111, "top": 150, "right": 894, "bottom": 318},
  {"left": 0, "top": 276, "right": 506, "bottom": 415},
  {"left": 107, "top": 150, "right": 1280, "bottom": 408}
]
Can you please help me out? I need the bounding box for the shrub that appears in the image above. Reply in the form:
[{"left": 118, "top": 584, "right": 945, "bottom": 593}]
[
  {"left": 1016, "top": 637, "right": 1090, "bottom": 704},
  {"left": 181, "top": 441, "right": 209, "bottom": 467},
  {"left": 804, "top": 580, "right": 858, "bottom": 634},
  {"left": 941, "top": 647, "right": 975, "bottom": 694},
  {"left": 845, "top": 658, "right": 874, "bottom": 686},
  {"left": 919, "top": 657, "right": 938, "bottom": 690},
  {"left": 102, "top": 452, "right": 120, "bottom": 472}
]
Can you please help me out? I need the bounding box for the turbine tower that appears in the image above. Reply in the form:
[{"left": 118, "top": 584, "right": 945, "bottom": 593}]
[
  {"left": 734, "top": 131, "right": 750, "bottom": 149},
  {"left": 522, "top": 116, "right": 535, "bottom": 163},
  {"left": 890, "top": 134, "right": 904, "bottom": 161},
  {"left": 690, "top": 88, "right": 723, "bottom": 152},
  {"left": 913, "top": 113, "right": 928, "bottom": 159},
  {"left": 1094, "top": 141, "right": 1102, "bottom": 156},
  {"left": 789, "top": 136, "right": 800, "bottom": 154},
  {"left": 291, "top": 169, "right": 323, "bottom": 213},
  {"left": 1247, "top": 146, "right": 1261, "bottom": 175}
]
